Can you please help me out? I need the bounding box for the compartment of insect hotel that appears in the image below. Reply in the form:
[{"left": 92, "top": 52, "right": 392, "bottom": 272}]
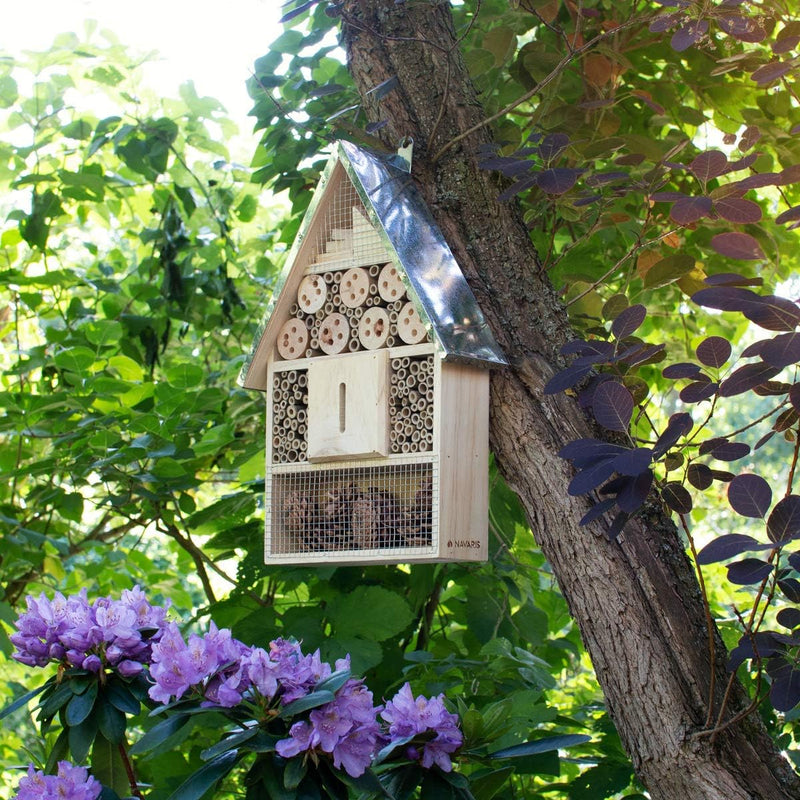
[{"left": 240, "top": 141, "right": 506, "bottom": 564}]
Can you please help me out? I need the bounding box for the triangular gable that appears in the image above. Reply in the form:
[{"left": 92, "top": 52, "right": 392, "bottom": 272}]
[{"left": 240, "top": 142, "right": 506, "bottom": 391}]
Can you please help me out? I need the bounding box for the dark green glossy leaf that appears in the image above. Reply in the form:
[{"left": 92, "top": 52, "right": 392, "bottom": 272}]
[
  {"left": 66, "top": 680, "right": 98, "bottom": 726},
  {"left": 0, "top": 681, "right": 51, "bottom": 720},
  {"left": 166, "top": 750, "right": 240, "bottom": 800},
  {"left": 279, "top": 690, "right": 335, "bottom": 718}
]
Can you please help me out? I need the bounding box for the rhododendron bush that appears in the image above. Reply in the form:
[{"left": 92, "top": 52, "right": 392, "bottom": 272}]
[{"left": 3, "top": 588, "right": 578, "bottom": 799}]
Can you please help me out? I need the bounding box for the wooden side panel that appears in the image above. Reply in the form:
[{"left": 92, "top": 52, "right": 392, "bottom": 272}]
[
  {"left": 437, "top": 362, "right": 489, "bottom": 561},
  {"left": 307, "top": 351, "right": 389, "bottom": 461}
]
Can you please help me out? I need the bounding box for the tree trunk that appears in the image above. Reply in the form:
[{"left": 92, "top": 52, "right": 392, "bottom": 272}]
[{"left": 341, "top": 2, "right": 800, "bottom": 798}]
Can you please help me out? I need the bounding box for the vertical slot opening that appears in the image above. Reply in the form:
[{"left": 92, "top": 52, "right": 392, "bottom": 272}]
[{"left": 339, "top": 382, "right": 346, "bottom": 432}]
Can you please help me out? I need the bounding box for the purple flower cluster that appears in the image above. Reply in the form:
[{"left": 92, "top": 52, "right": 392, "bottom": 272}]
[
  {"left": 11, "top": 587, "right": 168, "bottom": 676},
  {"left": 12, "top": 761, "right": 101, "bottom": 800},
  {"left": 276, "top": 678, "right": 382, "bottom": 777},
  {"left": 381, "top": 683, "right": 463, "bottom": 771}
]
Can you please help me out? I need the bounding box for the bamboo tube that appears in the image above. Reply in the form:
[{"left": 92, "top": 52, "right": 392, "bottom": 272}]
[
  {"left": 297, "top": 274, "right": 327, "bottom": 313},
  {"left": 333, "top": 270, "right": 343, "bottom": 284},
  {"left": 397, "top": 302, "right": 427, "bottom": 344},
  {"left": 277, "top": 319, "right": 309, "bottom": 360},
  {"left": 305, "top": 315, "right": 315, "bottom": 329},
  {"left": 323, "top": 271, "right": 335, "bottom": 284},
  {"left": 304, "top": 348, "right": 314, "bottom": 358},
  {"left": 298, "top": 423, "right": 307, "bottom": 435},
  {"left": 272, "top": 388, "right": 282, "bottom": 402},
  {"left": 324, "top": 301, "right": 335, "bottom": 315},
  {"left": 319, "top": 313, "right": 349, "bottom": 355},
  {"left": 340, "top": 267, "right": 371, "bottom": 308},
  {"left": 348, "top": 338, "right": 360, "bottom": 352},
  {"left": 368, "top": 264, "right": 380, "bottom": 277},
  {"left": 411, "top": 430, "right": 421, "bottom": 443},
  {"left": 378, "top": 263, "right": 406, "bottom": 303},
  {"left": 297, "top": 372, "right": 308, "bottom": 388},
  {"left": 358, "top": 307, "right": 390, "bottom": 350},
  {"left": 401, "top": 442, "right": 411, "bottom": 453},
  {"left": 315, "top": 309, "right": 325, "bottom": 321},
  {"left": 297, "top": 408, "right": 307, "bottom": 423},
  {"left": 289, "top": 303, "right": 299, "bottom": 316}
]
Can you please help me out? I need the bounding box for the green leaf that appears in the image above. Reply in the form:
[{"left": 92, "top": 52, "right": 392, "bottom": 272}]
[
  {"left": 97, "top": 696, "right": 127, "bottom": 744},
  {"left": 38, "top": 682, "right": 75, "bottom": 720},
  {"left": 66, "top": 680, "right": 98, "bottom": 726},
  {"left": 330, "top": 586, "right": 412, "bottom": 642},
  {"left": 166, "top": 750, "right": 240, "bottom": 800},
  {"left": 490, "top": 733, "right": 591, "bottom": 758},
  {"left": 129, "top": 713, "right": 191, "bottom": 755},
  {"left": 279, "top": 690, "right": 335, "bottom": 718},
  {"left": 0, "top": 681, "right": 50, "bottom": 720},
  {"left": 200, "top": 727, "right": 260, "bottom": 761},
  {"left": 284, "top": 755, "right": 307, "bottom": 790},
  {"left": 91, "top": 733, "right": 130, "bottom": 797},
  {"left": 68, "top": 710, "right": 98, "bottom": 762},
  {"left": 105, "top": 682, "right": 141, "bottom": 716},
  {"left": 165, "top": 363, "right": 204, "bottom": 388},
  {"left": 643, "top": 254, "right": 695, "bottom": 290},
  {"left": 315, "top": 668, "right": 351, "bottom": 695},
  {"left": 469, "top": 766, "right": 515, "bottom": 800}
]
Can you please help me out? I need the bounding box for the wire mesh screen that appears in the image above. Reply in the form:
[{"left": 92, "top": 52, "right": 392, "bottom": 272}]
[
  {"left": 268, "top": 461, "right": 437, "bottom": 557},
  {"left": 310, "top": 171, "right": 390, "bottom": 270}
]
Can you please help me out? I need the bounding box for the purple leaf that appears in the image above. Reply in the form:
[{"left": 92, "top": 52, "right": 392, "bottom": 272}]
[
  {"left": 670, "top": 195, "right": 713, "bottom": 224},
  {"left": 606, "top": 511, "right": 630, "bottom": 542},
  {"left": 711, "top": 469, "right": 735, "bottom": 483},
  {"left": 718, "top": 14, "right": 767, "bottom": 43},
  {"left": 653, "top": 412, "right": 694, "bottom": 458},
  {"left": 543, "top": 363, "right": 592, "bottom": 394},
  {"left": 728, "top": 474, "right": 772, "bottom": 518},
  {"left": 790, "top": 384, "right": 800, "bottom": 412},
  {"left": 662, "top": 482, "right": 693, "bottom": 514},
  {"left": 703, "top": 273, "right": 763, "bottom": 287},
  {"left": 727, "top": 558, "right": 774, "bottom": 585},
  {"left": 767, "top": 495, "right": 800, "bottom": 542},
  {"left": 585, "top": 171, "right": 629, "bottom": 187},
  {"left": 714, "top": 197, "right": 763, "bottom": 223},
  {"left": 776, "top": 205, "right": 800, "bottom": 225},
  {"left": 692, "top": 285, "right": 758, "bottom": 311},
  {"left": 737, "top": 172, "right": 779, "bottom": 190},
  {"left": 760, "top": 333, "right": 800, "bottom": 368},
  {"left": 755, "top": 430, "right": 777, "bottom": 450},
  {"left": 790, "top": 551, "right": 800, "bottom": 572},
  {"left": 738, "top": 125, "right": 762, "bottom": 151},
  {"left": 691, "top": 150, "right": 729, "bottom": 181},
  {"left": 696, "top": 533, "right": 763, "bottom": 565},
  {"left": 688, "top": 463, "right": 713, "bottom": 489},
  {"left": 742, "top": 295, "right": 800, "bottom": 331},
  {"left": 558, "top": 438, "right": 629, "bottom": 468},
  {"left": 779, "top": 164, "right": 800, "bottom": 185},
  {"left": 592, "top": 381, "right": 634, "bottom": 432},
  {"left": 536, "top": 133, "right": 570, "bottom": 163},
  {"left": 700, "top": 439, "right": 751, "bottom": 461},
  {"left": 498, "top": 175, "right": 537, "bottom": 202},
  {"left": 773, "top": 34, "right": 800, "bottom": 54},
  {"left": 617, "top": 470, "right": 654, "bottom": 512},
  {"left": 696, "top": 336, "right": 732, "bottom": 367},
  {"left": 561, "top": 339, "right": 615, "bottom": 359},
  {"left": 777, "top": 608, "right": 800, "bottom": 629},
  {"left": 611, "top": 304, "right": 647, "bottom": 340},
  {"left": 618, "top": 343, "right": 665, "bottom": 367},
  {"left": 778, "top": 578, "right": 800, "bottom": 603},
  {"left": 568, "top": 459, "right": 617, "bottom": 496},
  {"left": 650, "top": 11, "right": 682, "bottom": 33},
  {"left": 769, "top": 665, "right": 800, "bottom": 712},
  {"left": 720, "top": 362, "right": 781, "bottom": 396},
  {"left": 751, "top": 61, "right": 794, "bottom": 86},
  {"left": 710, "top": 232, "right": 765, "bottom": 260},
  {"left": 580, "top": 497, "right": 617, "bottom": 526},
  {"left": 652, "top": 191, "right": 689, "bottom": 201},
  {"left": 663, "top": 362, "right": 702, "bottom": 379},
  {"left": 671, "top": 20, "right": 709, "bottom": 51},
  {"left": 536, "top": 168, "right": 582, "bottom": 195},
  {"left": 612, "top": 447, "right": 653, "bottom": 476},
  {"left": 680, "top": 380, "right": 718, "bottom": 403}
]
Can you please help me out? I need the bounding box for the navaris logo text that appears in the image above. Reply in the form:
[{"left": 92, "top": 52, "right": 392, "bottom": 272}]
[{"left": 447, "top": 539, "right": 482, "bottom": 549}]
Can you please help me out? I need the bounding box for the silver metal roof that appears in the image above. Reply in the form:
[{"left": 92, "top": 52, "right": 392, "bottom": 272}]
[{"left": 240, "top": 141, "right": 507, "bottom": 390}]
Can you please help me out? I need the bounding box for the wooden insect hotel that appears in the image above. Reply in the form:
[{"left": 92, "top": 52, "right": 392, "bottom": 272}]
[{"left": 240, "top": 141, "right": 506, "bottom": 564}]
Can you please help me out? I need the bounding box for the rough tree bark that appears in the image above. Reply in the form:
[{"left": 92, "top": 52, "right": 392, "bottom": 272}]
[{"left": 340, "top": 2, "right": 800, "bottom": 798}]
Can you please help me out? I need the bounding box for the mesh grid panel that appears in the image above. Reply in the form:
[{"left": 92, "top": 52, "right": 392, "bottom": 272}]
[
  {"left": 268, "top": 461, "right": 436, "bottom": 556},
  {"left": 310, "top": 171, "right": 390, "bottom": 269}
]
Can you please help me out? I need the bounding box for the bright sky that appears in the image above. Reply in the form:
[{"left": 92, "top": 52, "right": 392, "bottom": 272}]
[{"left": 6, "top": 0, "right": 284, "bottom": 145}]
